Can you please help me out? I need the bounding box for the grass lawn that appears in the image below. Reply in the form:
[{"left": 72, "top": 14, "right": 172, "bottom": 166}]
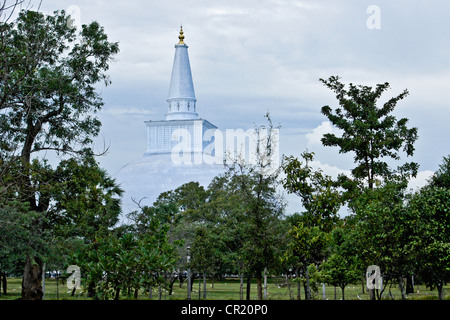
[{"left": 0, "top": 277, "right": 448, "bottom": 300}]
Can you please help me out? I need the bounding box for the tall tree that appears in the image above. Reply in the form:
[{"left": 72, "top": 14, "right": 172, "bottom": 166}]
[
  {"left": 350, "top": 182, "right": 413, "bottom": 300},
  {"left": 285, "top": 218, "right": 329, "bottom": 300},
  {"left": 0, "top": 9, "right": 119, "bottom": 299},
  {"left": 320, "top": 226, "right": 360, "bottom": 300},
  {"left": 0, "top": 203, "right": 49, "bottom": 295},
  {"left": 0, "top": 9, "right": 119, "bottom": 202},
  {"left": 319, "top": 76, "right": 418, "bottom": 190},
  {"left": 406, "top": 155, "right": 450, "bottom": 300},
  {"left": 225, "top": 113, "right": 285, "bottom": 300},
  {"left": 319, "top": 76, "right": 419, "bottom": 300},
  {"left": 282, "top": 150, "right": 342, "bottom": 299}
]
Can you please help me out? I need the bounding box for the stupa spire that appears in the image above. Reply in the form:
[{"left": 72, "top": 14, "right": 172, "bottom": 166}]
[
  {"left": 166, "top": 26, "right": 198, "bottom": 120},
  {"left": 178, "top": 25, "right": 185, "bottom": 45}
]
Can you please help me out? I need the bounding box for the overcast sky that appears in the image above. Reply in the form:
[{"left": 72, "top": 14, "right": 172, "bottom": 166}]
[{"left": 31, "top": 0, "right": 450, "bottom": 212}]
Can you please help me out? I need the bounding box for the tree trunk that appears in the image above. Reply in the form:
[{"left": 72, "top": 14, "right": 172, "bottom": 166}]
[
  {"left": 87, "top": 280, "right": 96, "bottom": 298},
  {"left": 341, "top": 286, "right": 345, "bottom": 300},
  {"left": 56, "top": 273, "right": 59, "bottom": 300},
  {"left": 246, "top": 276, "right": 251, "bottom": 300},
  {"left": 361, "top": 277, "right": 365, "bottom": 294},
  {"left": 296, "top": 269, "right": 301, "bottom": 300},
  {"left": 190, "top": 273, "right": 196, "bottom": 293},
  {"left": 203, "top": 273, "right": 207, "bottom": 299},
  {"left": 179, "top": 271, "right": 184, "bottom": 288},
  {"left": 322, "top": 283, "right": 326, "bottom": 300},
  {"left": 263, "top": 268, "right": 267, "bottom": 300},
  {"left": 187, "top": 270, "right": 191, "bottom": 300},
  {"left": 406, "top": 275, "right": 414, "bottom": 294},
  {"left": 437, "top": 283, "right": 445, "bottom": 300},
  {"left": 304, "top": 267, "right": 312, "bottom": 300},
  {"left": 168, "top": 274, "right": 177, "bottom": 295},
  {"left": 285, "top": 274, "right": 292, "bottom": 300},
  {"left": 369, "top": 288, "right": 376, "bottom": 300},
  {"left": 239, "top": 274, "right": 244, "bottom": 300},
  {"left": 42, "top": 263, "right": 46, "bottom": 300},
  {"left": 388, "top": 282, "right": 395, "bottom": 300},
  {"left": 256, "top": 270, "right": 263, "bottom": 300},
  {"left": 398, "top": 276, "right": 406, "bottom": 300},
  {"left": 114, "top": 287, "right": 120, "bottom": 300},
  {"left": 22, "top": 255, "right": 43, "bottom": 300},
  {"left": 1, "top": 272, "right": 7, "bottom": 295}
]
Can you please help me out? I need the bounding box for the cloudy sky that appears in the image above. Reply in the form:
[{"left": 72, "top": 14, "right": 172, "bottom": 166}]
[{"left": 29, "top": 0, "right": 450, "bottom": 213}]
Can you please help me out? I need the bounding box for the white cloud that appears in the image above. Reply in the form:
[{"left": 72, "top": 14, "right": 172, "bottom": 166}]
[
  {"left": 305, "top": 121, "right": 341, "bottom": 147},
  {"left": 309, "top": 160, "right": 351, "bottom": 179},
  {"left": 102, "top": 107, "right": 156, "bottom": 116},
  {"left": 305, "top": 121, "right": 329, "bottom": 147},
  {"left": 408, "top": 170, "right": 434, "bottom": 192},
  {"left": 204, "top": 7, "right": 249, "bottom": 17}
]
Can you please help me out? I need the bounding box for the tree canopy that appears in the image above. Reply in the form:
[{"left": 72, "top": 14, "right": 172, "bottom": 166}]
[
  {"left": 0, "top": 8, "right": 120, "bottom": 299},
  {"left": 319, "top": 76, "right": 418, "bottom": 189}
]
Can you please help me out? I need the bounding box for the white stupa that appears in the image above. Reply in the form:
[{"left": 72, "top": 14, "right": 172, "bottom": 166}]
[{"left": 115, "top": 27, "right": 225, "bottom": 216}]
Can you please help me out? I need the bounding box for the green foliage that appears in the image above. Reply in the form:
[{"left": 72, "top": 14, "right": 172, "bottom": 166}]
[
  {"left": 343, "top": 155, "right": 449, "bottom": 300},
  {"left": 287, "top": 220, "right": 329, "bottom": 264},
  {"left": 320, "top": 226, "right": 361, "bottom": 297},
  {"left": 351, "top": 183, "right": 412, "bottom": 297},
  {"left": 167, "top": 170, "right": 285, "bottom": 282},
  {"left": 0, "top": 8, "right": 119, "bottom": 215},
  {"left": 282, "top": 217, "right": 330, "bottom": 300},
  {"left": 47, "top": 155, "right": 123, "bottom": 240},
  {"left": 282, "top": 151, "right": 341, "bottom": 231},
  {"left": 320, "top": 254, "right": 359, "bottom": 295},
  {"left": 0, "top": 9, "right": 119, "bottom": 160},
  {"left": 428, "top": 155, "right": 450, "bottom": 189},
  {"left": 0, "top": 203, "right": 50, "bottom": 274},
  {"left": 407, "top": 182, "right": 450, "bottom": 298},
  {"left": 319, "top": 76, "right": 418, "bottom": 189},
  {"left": 211, "top": 114, "right": 285, "bottom": 299},
  {"left": 281, "top": 150, "right": 343, "bottom": 299},
  {"left": 72, "top": 203, "right": 182, "bottom": 300},
  {"left": 0, "top": 8, "right": 119, "bottom": 299}
]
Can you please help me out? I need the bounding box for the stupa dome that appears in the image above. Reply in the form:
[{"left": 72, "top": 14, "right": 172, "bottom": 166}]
[{"left": 115, "top": 154, "right": 224, "bottom": 215}]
